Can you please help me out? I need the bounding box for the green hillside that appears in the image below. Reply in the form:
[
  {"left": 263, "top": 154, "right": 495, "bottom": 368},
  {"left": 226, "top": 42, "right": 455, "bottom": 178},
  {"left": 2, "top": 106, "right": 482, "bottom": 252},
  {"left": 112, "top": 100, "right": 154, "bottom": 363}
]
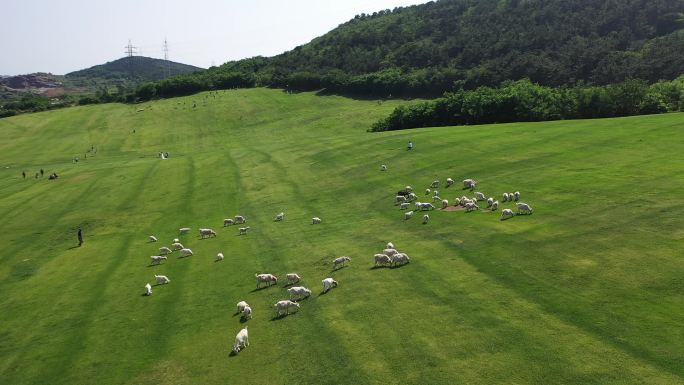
[
  {"left": 0, "top": 89, "right": 682, "bottom": 384},
  {"left": 65, "top": 56, "right": 203, "bottom": 86}
]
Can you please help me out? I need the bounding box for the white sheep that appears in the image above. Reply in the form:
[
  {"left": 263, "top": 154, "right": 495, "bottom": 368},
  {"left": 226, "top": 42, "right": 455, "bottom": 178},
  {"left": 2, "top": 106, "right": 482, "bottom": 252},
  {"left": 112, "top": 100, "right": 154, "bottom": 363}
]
[
  {"left": 172, "top": 238, "right": 180, "bottom": 243},
  {"left": 216, "top": 252, "right": 224, "bottom": 261},
  {"left": 232, "top": 327, "right": 249, "bottom": 353},
  {"left": 274, "top": 300, "right": 300, "bottom": 316},
  {"left": 239, "top": 226, "right": 250, "bottom": 235},
  {"left": 333, "top": 256, "right": 351, "bottom": 269},
  {"left": 159, "top": 246, "right": 172, "bottom": 255},
  {"left": 199, "top": 228, "right": 217, "bottom": 238},
  {"left": 287, "top": 286, "right": 312, "bottom": 300},
  {"left": 155, "top": 275, "right": 170, "bottom": 284},
  {"left": 237, "top": 301, "right": 249, "bottom": 313},
  {"left": 517, "top": 202, "right": 533, "bottom": 214},
  {"left": 179, "top": 227, "right": 191, "bottom": 234},
  {"left": 386, "top": 242, "right": 395, "bottom": 249},
  {"left": 392, "top": 253, "right": 410, "bottom": 266},
  {"left": 408, "top": 192, "right": 417, "bottom": 202},
  {"left": 414, "top": 202, "right": 423, "bottom": 210},
  {"left": 312, "top": 217, "right": 322, "bottom": 224},
  {"left": 425, "top": 188, "right": 431, "bottom": 195},
  {"left": 405, "top": 185, "right": 413, "bottom": 192},
  {"left": 441, "top": 199, "right": 449, "bottom": 209},
  {"left": 399, "top": 202, "right": 409, "bottom": 210},
  {"left": 144, "top": 283, "right": 152, "bottom": 296},
  {"left": 235, "top": 215, "right": 246, "bottom": 224},
  {"left": 474, "top": 192, "right": 486, "bottom": 201},
  {"left": 404, "top": 210, "right": 414, "bottom": 220},
  {"left": 374, "top": 253, "right": 393, "bottom": 267},
  {"left": 150, "top": 255, "right": 167, "bottom": 264},
  {"left": 395, "top": 195, "right": 407, "bottom": 204},
  {"left": 223, "top": 218, "right": 235, "bottom": 226},
  {"left": 180, "top": 248, "right": 193, "bottom": 257},
  {"left": 486, "top": 197, "right": 494, "bottom": 207},
  {"left": 256, "top": 273, "right": 278, "bottom": 288},
  {"left": 171, "top": 242, "right": 184, "bottom": 251},
  {"left": 422, "top": 214, "right": 430, "bottom": 224},
  {"left": 242, "top": 305, "right": 252, "bottom": 320},
  {"left": 432, "top": 189, "right": 439, "bottom": 197},
  {"left": 446, "top": 178, "right": 454, "bottom": 187},
  {"left": 465, "top": 202, "right": 479, "bottom": 212},
  {"left": 463, "top": 179, "right": 476, "bottom": 190},
  {"left": 381, "top": 164, "right": 388, "bottom": 171},
  {"left": 383, "top": 248, "right": 399, "bottom": 257},
  {"left": 322, "top": 278, "right": 338, "bottom": 292},
  {"left": 491, "top": 200, "right": 499, "bottom": 211},
  {"left": 432, "top": 195, "right": 442, "bottom": 202},
  {"left": 421, "top": 202, "right": 435, "bottom": 211},
  {"left": 514, "top": 191, "right": 521, "bottom": 201},
  {"left": 431, "top": 180, "right": 439, "bottom": 188},
  {"left": 502, "top": 192, "right": 509, "bottom": 202},
  {"left": 149, "top": 235, "right": 158, "bottom": 242},
  {"left": 286, "top": 273, "right": 301, "bottom": 285},
  {"left": 274, "top": 212, "right": 284, "bottom": 221},
  {"left": 501, "top": 208, "right": 515, "bottom": 220}
]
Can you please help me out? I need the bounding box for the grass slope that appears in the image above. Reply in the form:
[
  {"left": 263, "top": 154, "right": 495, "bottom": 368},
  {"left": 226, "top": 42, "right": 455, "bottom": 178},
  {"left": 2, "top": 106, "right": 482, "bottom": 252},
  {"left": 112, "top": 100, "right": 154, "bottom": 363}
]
[{"left": 0, "top": 88, "right": 682, "bottom": 385}]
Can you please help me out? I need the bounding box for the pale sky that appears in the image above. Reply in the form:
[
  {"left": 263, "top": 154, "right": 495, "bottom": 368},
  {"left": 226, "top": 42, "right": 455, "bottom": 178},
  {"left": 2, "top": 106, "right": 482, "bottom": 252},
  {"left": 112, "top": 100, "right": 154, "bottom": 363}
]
[{"left": 0, "top": 0, "right": 428, "bottom": 76}]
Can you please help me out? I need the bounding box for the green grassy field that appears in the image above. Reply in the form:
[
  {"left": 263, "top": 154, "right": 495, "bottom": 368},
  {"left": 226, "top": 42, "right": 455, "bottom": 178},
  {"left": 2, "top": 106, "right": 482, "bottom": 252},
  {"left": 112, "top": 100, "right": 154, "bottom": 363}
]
[{"left": 0, "top": 88, "right": 682, "bottom": 385}]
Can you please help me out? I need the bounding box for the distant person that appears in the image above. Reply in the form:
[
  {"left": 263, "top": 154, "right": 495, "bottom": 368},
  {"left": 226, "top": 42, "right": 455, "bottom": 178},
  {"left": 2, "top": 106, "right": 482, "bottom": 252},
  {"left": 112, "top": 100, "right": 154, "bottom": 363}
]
[
  {"left": 40, "top": 168, "right": 44, "bottom": 177},
  {"left": 407, "top": 141, "right": 413, "bottom": 151},
  {"left": 77, "top": 228, "right": 84, "bottom": 247},
  {"left": 35, "top": 172, "right": 39, "bottom": 179},
  {"left": 22, "top": 171, "right": 26, "bottom": 179}
]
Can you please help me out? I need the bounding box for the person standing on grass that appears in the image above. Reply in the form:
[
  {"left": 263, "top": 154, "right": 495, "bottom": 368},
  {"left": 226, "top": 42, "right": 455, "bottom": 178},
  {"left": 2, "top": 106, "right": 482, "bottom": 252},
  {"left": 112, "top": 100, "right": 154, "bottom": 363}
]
[
  {"left": 77, "top": 228, "right": 84, "bottom": 247},
  {"left": 407, "top": 140, "right": 413, "bottom": 151},
  {"left": 40, "top": 168, "right": 44, "bottom": 177},
  {"left": 22, "top": 171, "right": 26, "bottom": 179}
]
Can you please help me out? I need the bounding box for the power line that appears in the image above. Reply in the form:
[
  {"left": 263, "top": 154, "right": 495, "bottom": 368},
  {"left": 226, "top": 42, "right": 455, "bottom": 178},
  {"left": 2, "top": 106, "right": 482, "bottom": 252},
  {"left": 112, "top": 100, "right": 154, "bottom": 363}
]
[
  {"left": 124, "top": 39, "right": 137, "bottom": 79},
  {"left": 163, "top": 38, "right": 171, "bottom": 78}
]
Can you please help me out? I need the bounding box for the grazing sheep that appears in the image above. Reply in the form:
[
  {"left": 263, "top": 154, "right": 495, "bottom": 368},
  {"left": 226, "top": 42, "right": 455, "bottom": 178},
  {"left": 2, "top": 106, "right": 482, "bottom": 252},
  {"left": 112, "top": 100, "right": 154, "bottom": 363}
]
[
  {"left": 463, "top": 179, "right": 476, "bottom": 190},
  {"left": 172, "top": 238, "right": 180, "bottom": 243},
  {"left": 287, "top": 286, "right": 312, "bottom": 300},
  {"left": 386, "top": 242, "right": 395, "bottom": 249},
  {"left": 256, "top": 273, "right": 278, "bottom": 288},
  {"left": 422, "top": 214, "right": 430, "bottom": 224},
  {"left": 149, "top": 235, "right": 158, "bottom": 242},
  {"left": 171, "top": 242, "right": 184, "bottom": 251},
  {"left": 312, "top": 217, "right": 322, "bottom": 224},
  {"left": 491, "top": 200, "right": 499, "bottom": 211},
  {"left": 199, "top": 228, "right": 217, "bottom": 238},
  {"left": 517, "top": 202, "right": 533, "bottom": 214},
  {"left": 404, "top": 210, "right": 414, "bottom": 220},
  {"left": 322, "top": 278, "right": 338, "bottom": 292},
  {"left": 399, "top": 202, "right": 409, "bottom": 210},
  {"left": 474, "top": 192, "right": 486, "bottom": 201},
  {"left": 441, "top": 199, "right": 449, "bottom": 209},
  {"left": 501, "top": 209, "right": 515, "bottom": 220},
  {"left": 514, "top": 191, "right": 521, "bottom": 201},
  {"left": 159, "top": 246, "right": 172, "bottom": 255},
  {"left": 381, "top": 164, "right": 387, "bottom": 171},
  {"left": 239, "top": 226, "right": 250, "bottom": 235},
  {"left": 179, "top": 227, "right": 191, "bottom": 234},
  {"left": 392, "top": 253, "right": 410, "bottom": 266},
  {"left": 432, "top": 195, "right": 442, "bottom": 202},
  {"left": 408, "top": 192, "right": 417, "bottom": 202},
  {"left": 414, "top": 202, "right": 423, "bottom": 210},
  {"left": 274, "top": 300, "right": 300, "bottom": 316},
  {"left": 509, "top": 192, "right": 515, "bottom": 201},
  {"left": 383, "top": 248, "right": 399, "bottom": 257},
  {"left": 425, "top": 188, "right": 431, "bottom": 195},
  {"left": 237, "top": 301, "right": 249, "bottom": 313},
  {"left": 333, "top": 256, "right": 351, "bottom": 269},
  {"left": 242, "top": 305, "right": 252, "bottom": 320},
  {"left": 216, "top": 252, "right": 224, "bottom": 261},
  {"left": 232, "top": 327, "right": 249, "bottom": 353},
  {"left": 235, "top": 215, "right": 246, "bottom": 224},
  {"left": 274, "top": 212, "right": 284, "bottom": 221},
  {"left": 150, "top": 255, "right": 167, "bottom": 264},
  {"left": 465, "top": 202, "right": 479, "bottom": 212},
  {"left": 502, "top": 193, "right": 509, "bottom": 202},
  {"left": 446, "top": 178, "right": 454, "bottom": 187},
  {"left": 223, "top": 218, "right": 235, "bottom": 226},
  {"left": 421, "top": 202, "right": 435, "bottom": 211},
  {"left": 395, "top": 195, "right": 407, "bottom": 204},
  {"left": 286, "top": 273, "right": 301, "bottom": 284},
  {"left": 180, "top": 248, "right": 193, "bottom": 257},
  {"left": 155, "top": 275, "right": 170, "bottom": 284},
  {"left": 433, "top": 190, "right": 439, "bottom": 197},
  {"left": 405, "top": 185, "right": 413, "bottom": 192},
  {"left": 374, "top": 253, "right": 393, "bottom": 266},
  {"left": 486, "top": 197, "right": 494, "bottom": 207},
  {"left": 431, "top": 180, "right": 439, "bottom": 188},
  {"left": 144, "top": 283, "right": 152, "bottom": 296}
]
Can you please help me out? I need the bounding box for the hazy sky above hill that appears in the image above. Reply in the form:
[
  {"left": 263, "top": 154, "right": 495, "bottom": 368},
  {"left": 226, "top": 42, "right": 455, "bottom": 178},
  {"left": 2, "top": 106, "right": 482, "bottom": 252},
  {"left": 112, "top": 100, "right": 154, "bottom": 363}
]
[{"left": 1, "top": 0, "right": 427, "bottom": 75}]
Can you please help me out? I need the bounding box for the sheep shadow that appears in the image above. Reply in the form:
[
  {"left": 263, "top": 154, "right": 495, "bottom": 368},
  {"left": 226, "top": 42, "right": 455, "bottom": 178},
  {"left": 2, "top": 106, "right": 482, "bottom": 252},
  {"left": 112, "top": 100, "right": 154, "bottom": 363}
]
[
  {"left": 331, "top": 265, "right": 348, "bottom": 272},
  {"left": 147, "top": 263, "right": 164, "bottom": 268},
  {"left": 282, "top": 282, "right": 299, "bottom": 288},
  {"left": 232, "top": 311, "right": 241, "bottom": 317},
  {"left": 239, "top": 316, "right": 251, "bottom": 324},
  {"left": 370, "top": 265, "right": 391, "bottom": 270},
  {"left": 500, "top": 216, "right": 515, "bottom": 221},
  {"left": 390, "top": 263, "right": 410, "bottom": 269},
  {"left": 229, "top": 350, "right": 239, "bottom": 357},
  {"left": 66, "top": 245, "right": 79, "bottom": 250},
  {"left": 250, "top": 285, "right": 274, "bottom": 293},
  {"left": 271, "top": 313, "right": 296, "bottom": 321},
  {"left": 319, "top": 290, "right": 331, "bottom": 296}
]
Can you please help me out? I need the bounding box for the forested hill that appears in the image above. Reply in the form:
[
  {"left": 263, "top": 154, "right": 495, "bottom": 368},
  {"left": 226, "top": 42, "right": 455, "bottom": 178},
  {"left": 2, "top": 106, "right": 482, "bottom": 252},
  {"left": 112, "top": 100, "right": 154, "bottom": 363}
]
[
  {"left": 136, "top": 0, "right": 684, "bottom": 100},
  {"left": 66, "top": 56, "right": 203, "bottom": 86}
]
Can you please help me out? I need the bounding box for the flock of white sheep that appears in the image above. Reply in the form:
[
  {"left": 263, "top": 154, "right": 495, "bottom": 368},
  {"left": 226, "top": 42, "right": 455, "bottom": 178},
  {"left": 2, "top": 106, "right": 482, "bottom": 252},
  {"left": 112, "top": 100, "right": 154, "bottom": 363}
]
[{"left": 392, "top": 176, "right": 534, "bottom": 222}]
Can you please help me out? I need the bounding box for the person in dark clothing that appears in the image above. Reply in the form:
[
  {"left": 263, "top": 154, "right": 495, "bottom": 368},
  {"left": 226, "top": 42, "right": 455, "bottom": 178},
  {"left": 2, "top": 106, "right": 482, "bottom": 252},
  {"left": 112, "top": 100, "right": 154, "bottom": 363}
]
[
  {"left": 40, "top": 169, "right": 44, "bottom": 176},
  {"left": 78, "top": 228, "right": 84, "bottom": 246},
  {"left": 22, "top": 171, "right": 26, "bottom": 179}
]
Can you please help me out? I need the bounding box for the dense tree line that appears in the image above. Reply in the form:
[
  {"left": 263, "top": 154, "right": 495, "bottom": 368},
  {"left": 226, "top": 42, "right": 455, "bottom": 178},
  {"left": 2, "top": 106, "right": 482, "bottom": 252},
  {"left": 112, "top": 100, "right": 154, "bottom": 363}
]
[
  {"left": 133, "top": 0, "right": 684, "bottom": 101},
  {"left": 369, "top": 77, "right": 684, "bottom": 131}
]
